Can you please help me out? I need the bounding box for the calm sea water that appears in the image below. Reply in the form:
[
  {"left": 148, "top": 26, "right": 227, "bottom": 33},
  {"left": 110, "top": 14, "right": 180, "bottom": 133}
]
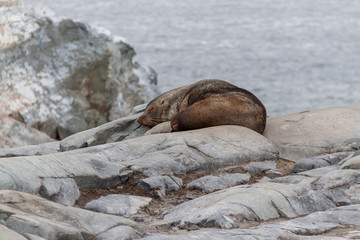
[{"left": 24, "top": 0, "right": 360, "bottom": 116}]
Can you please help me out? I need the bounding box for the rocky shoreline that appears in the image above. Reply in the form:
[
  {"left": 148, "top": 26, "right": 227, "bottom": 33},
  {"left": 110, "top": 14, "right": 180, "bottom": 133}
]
[
  {"left": 0, "top": 105, "right": 360, "bottom": 239},
  {"left": 1, "top": 4, "right": 360, "bottom": 240}
]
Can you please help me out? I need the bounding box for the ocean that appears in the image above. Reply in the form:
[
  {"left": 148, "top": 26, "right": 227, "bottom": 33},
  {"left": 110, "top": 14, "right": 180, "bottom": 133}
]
[{"left": 24, "top": 0, "right": 360, "bottom": 116}]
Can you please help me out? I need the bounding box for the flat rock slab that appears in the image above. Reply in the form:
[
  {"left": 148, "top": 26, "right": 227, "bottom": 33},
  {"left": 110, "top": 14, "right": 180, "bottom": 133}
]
[
  {"left": 85, "top": 194, "right": 152, "bottom": 216},
  {"left": 0, "top": 190, "right": 145, "bottom": 240},
  {"left": 141, "top": 204, "right": 360, "bottom": 240},
  {"left": 138, "top": 176, "right": 183, "bottom": 198},
  {"left": 162, "top": 165, "right": 360, "bottom": 229},
  {"left": 293, "top": 152, "right": 351, "bottom": 173},
  {"left": 0, "top": 126, "right": 278, "bottom": 205},
  {"left": 0, "top": 141, "right": 59, "bottom": 158},
  {"left": 186, "top": 173, "right": 251, "bottom": 192},
  {"left": 242, "top": 161, "right": 277, "bottom": 176},
  {"left": 60, "top": 112, "right": 149, "bottom": 151},
  {"left": 263, "top": 107, "right": 360, "bottom": 161}
]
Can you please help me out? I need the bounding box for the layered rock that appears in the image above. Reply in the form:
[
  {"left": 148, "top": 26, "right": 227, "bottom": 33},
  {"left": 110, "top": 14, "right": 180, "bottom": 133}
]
[
  {"left": 0, "top": 125, "right": 278, "bottom": 205},
  {"left": 0, "top": 190, "right": 145, "bottom": 240},
  {"left": 159, "top": 162, "right": 360, "bottom": 230},
  {"left": 0, "top": 6, "right": 158, "bottom": 146}
]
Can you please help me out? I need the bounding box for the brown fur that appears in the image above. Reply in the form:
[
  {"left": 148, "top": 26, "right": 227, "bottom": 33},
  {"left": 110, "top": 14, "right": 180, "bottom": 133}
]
[{"left": 138, "top": 79, "right": 266, "bottom": 134}]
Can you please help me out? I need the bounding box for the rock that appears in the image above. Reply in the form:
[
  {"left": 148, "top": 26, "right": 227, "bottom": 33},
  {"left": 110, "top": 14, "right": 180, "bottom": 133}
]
[
  {"left": 0, "top": 224, "right": 27, "bottom": 240},
  {"left": 186, "top": 173, "right": 250, "bottom": 192},
  {"left": 0, "top": 6, "right": 158, "bottom": 140},
  {"left": 85, "top": 194, "right": 152, "bottom": 216},
  {"left": 0, "top": 126, "right": 277, "bottom": 207},
  {"left": 142, "top": 204, "right": 360, "bottom": 240},
  {"left": 341, "top": 155, "right": 360, "bottom": 169},
  {"left": 162, "top": 164, "right": 360, "bottom": 229},
  {"left": 242, "top": 161, "right": 277, "bottom": 176},
  {"left": 293, "top": 152, "right": 351, "bottom": 173},
  {"left": 144, "top": 121, "right": 172, "bottom": 135},
  {"left": 23, "top": 234, "right": 48, "bottom": 240},
  {"left": 123, "top": 126, "right": 279, "bottom": 177},
  {"left": 0, "top": 190, "right": 145, "bottom": 240},
  {"left": 0, "top": 141, "right": 59, "bottom": 158},
  {"left": 39, "top": 178, "right": 80, "bottom": 206},
  {"left": 263, "top": 107, "right": 360, "bottom": 161},
  {"left": 332, "top": 138, "right": 360, "bottom": 153},
  {"left": 6, "top": 214, "right": 83, "bottom": 240},
  {"left": 0, "top": 115, "right": 55, "bottom": 148},
  {"left": 60, "top": 111, "right": 149, "bottom": 151},
  {"left": 138, "top": 176, "right": 183, "bottom": 198}
]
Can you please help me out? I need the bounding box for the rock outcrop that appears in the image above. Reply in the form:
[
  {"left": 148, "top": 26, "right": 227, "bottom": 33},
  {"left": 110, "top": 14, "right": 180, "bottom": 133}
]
[
  {"left": 0, "top": 105, "right": 360, "bottom": 239},
  {"left": 264, "top": 106, "right": 360, "bottom": 161},
  {"left": 0, "top": 6, "right": 158, "bottom": 147}
]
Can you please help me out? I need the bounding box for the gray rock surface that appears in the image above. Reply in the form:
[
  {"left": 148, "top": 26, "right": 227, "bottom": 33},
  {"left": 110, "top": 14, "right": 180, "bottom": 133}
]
[
  {"left": 293, "top": 152, "right": 350, "bottom": 173},
  {"left": 162, "top": 164, "right": 360, "bottom": 229},
  {"left": 332, "top": 138, "right": 360, "bottom": 153},
  {"left": 341, "top": 155, "right": 360, "bottom": 169},
  {"left": 85, "top": 194, "right": 152, "bottom": 216},
  {"left": 0, "top": 6, "right": 158, "bottom": 143},
  {"left": 141, "top": 204, "right": 360, "bottom": 240},
  {"left": 0, "top": 125, "right": 278, "bottom": 205},
  {"left": 0, "top": 115, "right": 55, "bottom": 148},
  {"left": 0, "top": 141, "right": 59, "bottom": 158},
  {"left": 138, "top": 176, "right": 183, "bottom": 198},
  {"left": 242, "top": 161, "right": 277, "bottom": 176},
  {"left": 60, "top": 111, "right": 149, "bottom": 151},
  {"left": 263, "top": 107, "right": 360, "bottom": 161},
  {"left": 0, "top": 190, "right": 145, "bottom": 240},
  {"left": 39, "top": 178, "right": 80, "bottom": 206},
  {"left": 0, "top": 224, "right": 28, "bottom": 240},
  {"left": 186, "top": 173, "right": 251, "bottom": 192}
]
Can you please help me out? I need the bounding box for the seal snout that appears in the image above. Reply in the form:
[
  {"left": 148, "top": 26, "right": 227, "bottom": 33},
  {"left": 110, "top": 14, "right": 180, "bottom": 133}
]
[{"left": 138, "top": 114, "right": 145, "bottom": 125}]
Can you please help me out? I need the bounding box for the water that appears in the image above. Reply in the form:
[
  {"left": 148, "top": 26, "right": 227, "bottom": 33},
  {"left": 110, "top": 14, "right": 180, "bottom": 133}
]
[{"left": 23, "top": 0, "right": 360, "bottom": 116}]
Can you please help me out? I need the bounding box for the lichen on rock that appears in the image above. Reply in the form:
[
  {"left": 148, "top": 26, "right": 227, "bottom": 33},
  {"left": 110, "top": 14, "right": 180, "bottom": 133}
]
[{"left": 0, "top": 6, "right": 159, "bottom": 145}]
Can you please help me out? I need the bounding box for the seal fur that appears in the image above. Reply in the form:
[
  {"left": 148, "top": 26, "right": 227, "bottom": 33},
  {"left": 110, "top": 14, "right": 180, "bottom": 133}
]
[{"left": 138, "top": 79, "right": 266, "bottom": 133}]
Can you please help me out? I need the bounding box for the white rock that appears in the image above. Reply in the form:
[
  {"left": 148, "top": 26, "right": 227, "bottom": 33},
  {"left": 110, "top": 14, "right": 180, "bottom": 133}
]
[{"left": 0, "top": 6, "right": 159, "bottom": 141}]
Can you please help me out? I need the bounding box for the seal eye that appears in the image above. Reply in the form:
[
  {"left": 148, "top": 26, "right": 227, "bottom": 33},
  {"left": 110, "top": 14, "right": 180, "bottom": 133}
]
[{"left": 161, "top": 100, "right": 165, "bottom": 105}]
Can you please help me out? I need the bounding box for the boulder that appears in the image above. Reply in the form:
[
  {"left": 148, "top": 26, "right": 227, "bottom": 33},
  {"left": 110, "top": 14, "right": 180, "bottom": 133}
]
[
  {"left": 341, "top": 155, "right": 360, "bottom": 169},
  {"left": 186, "top": 173, "right": 250, "bottom": 192},
  {"left": 0, "top": 115, "right": 55, "bottom": 148},
  {"left": 242, "top": 161, "right": 277, "bottom": 176},
  {"left": 85, "top": 194, "right": 152, "bottom": 216},
  {"left": 264, "top": 107, "right": 360, "bottom": 161},
  {"left": 0, "top": 6, "right": 158, "bottom": 142},
  {"left": 0, "top": 190, "right": 145, "bottom": 240},
  {"left": 138, "top": 176, "right": 183, "bottom": 198}
]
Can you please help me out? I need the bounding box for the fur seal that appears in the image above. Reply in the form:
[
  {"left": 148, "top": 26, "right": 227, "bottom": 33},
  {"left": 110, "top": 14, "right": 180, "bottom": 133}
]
[{"left": 138, "top": 79, "right": 266, "bottom": 133}]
